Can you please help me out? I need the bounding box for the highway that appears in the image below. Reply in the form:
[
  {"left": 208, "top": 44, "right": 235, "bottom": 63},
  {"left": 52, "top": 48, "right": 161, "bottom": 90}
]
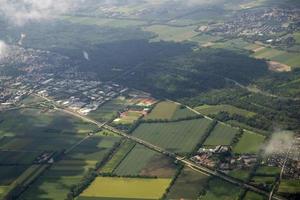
[{"left": 34, "top": 93, "right": 286, "bottom": 200}]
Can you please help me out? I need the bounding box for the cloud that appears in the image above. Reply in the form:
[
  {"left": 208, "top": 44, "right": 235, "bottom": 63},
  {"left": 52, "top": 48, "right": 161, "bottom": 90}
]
[
  {"left": 0, "top": 40, "right": 9, "bottom": 61},
  {"left": 0, "top": 0, "right": 81, "bottom": 26},
  {"left": 83, "top": 51, "right": 89, "bottom": 61},
  {"left": 264, "top": 130, "right": 294, "bottom": 155}
]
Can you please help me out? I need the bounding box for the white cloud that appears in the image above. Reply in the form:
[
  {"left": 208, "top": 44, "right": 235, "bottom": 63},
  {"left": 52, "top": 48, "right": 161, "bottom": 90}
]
[
  {"left": 264, "top": 130, "right": 294, "bottom": 155},
  {"left": 83, "top": 51, "right": 89, "bottom": 61},
  {"left": 0, "top": 40, "right": 9, "bottom": 61},
  {"left": 0, "top": 0, "right": 81, "bottom": 26}
]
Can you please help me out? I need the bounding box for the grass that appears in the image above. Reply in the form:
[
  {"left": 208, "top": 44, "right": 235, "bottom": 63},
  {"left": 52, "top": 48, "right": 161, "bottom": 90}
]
[
  {"left": 143, "top": 25, "right": 198, "bottom": 42},
  {"left": 79, "top": 177, "right": 171, "bottom": 199},
  {"left": 228, "top": 168, "right": 251, "bottom": 181},
  {"left": 113, "top": 111, "right": 143, "bottom": 125},
  {"left": 132, "top": 118, "right": 212, "bottom": 154},
  {"left": 144, "top": 101, "right": 197, "bottom": 121},
  {"left": 253, "top": 47, "right": 300, "bottom": 68},
  {"left": 195, "top": 104, "right": 256, "bottom": 118},
  {"left": 255, "top": 166, "right": 281, "bottom": 176},
  {"left": 233, "top": 131, "right": 265, "bottom": 154},
  {"left": 88, "top": 96, "right": 130, "bottom": 122},
  {"left": 20, "top": 136, "right": 120, "bottom": 200},
  {"left": 200, "top": 177, "right": 242, "bottom": 200},
  {"left": 243, "top": 191, "right": 267, "bottom": 200},
  {"left": 0, "top": 108, "right": 98, "bottom": 137},
  {"left": 278, "top": 179, "right": 300, "bottom": 194},
  {"left": 203, "top": 123, "right": 239, "bottom": 146},
  {"left": 167, "top": 167, "right": 210, "bottom": 199},
  {"left": 0, "top": 166, "right": 28, "bottom": 185},
  {"left": 0, "top": 151, "right": 40, "bottom": 165},
  {"left": 114, "top": 144, "right": 159, "bottom": 176},
  {"left": 101, "top": 140, "right": 136, "bottom": 174}
]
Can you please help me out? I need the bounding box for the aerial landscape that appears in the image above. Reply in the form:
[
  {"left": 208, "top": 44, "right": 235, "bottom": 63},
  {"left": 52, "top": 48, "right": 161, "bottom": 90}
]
[{"left": 0, "top": 0, "right": 299, "bottom": 199}]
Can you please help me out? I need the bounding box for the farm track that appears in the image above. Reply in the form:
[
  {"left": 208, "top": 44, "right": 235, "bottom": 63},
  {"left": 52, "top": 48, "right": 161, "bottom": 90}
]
[{"left": 35, "top": 93, "right": 286, "bottom": 200}]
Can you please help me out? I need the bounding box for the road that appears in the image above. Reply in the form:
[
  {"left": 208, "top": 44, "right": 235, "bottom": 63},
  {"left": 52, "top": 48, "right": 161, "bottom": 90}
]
[{"left": 34, "top": 93, "right": 286, "bottom": 200}]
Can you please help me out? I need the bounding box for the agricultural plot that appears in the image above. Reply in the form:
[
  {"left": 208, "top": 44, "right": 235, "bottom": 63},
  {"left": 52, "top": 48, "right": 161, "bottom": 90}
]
[
  {"left": 243, "top": 191, "right": 267, "bottom": 200},
  {"left": 79, "top": 177, "right": 171, "bottom": 199},
  {"left": 132, "top": 118, "right": 212, "bottom": 154},
  {"left": 113, "top": 110, "right": 143, "bottom": 125},
  {"left": 278, "top": 179, "right": 300, "bottom": 194},
  {"left": 228, "top": 168, "right": 252, "bottom": 181},
  {"left": 0, "top": 108, "right": 98, "bottom": 137},
  {"left": 0, "top": 151, "right": 40, "bottom": 165},
  {"left": 144, "top": 101, "right": 197, "bottom": 121},
  {"left": 203, "top": 123, "right": 239, "bottom": 146},
  {"left": 233, "top": 131, "right": 265, "bottom": 154},
  {"left": 195, "top": 104, "right": 256, "bottom": 118},
  {"left": 143, "top": 25, "right": 198, "bottom": 42},
  {"left": 253, "top": 47, "right": 300, "bottom": 68},
  {"left": 113, "top": 144, "right": 159, "bottom": 176},
  {"left": 101, "top": 140, "right": 136, "bottom": 174},
  {"left": 88, "top": 96, "right": 130, "bottom": 122},
  {"left": 21, "top": 136, "right": 120, "bottom": 200},
  {"left": 200, "top": 177, "right": 242, "bottom": 200},
  {"left": 167, "top": 167, "right": 209, "bottom": 199},
  {"left": 0, "top": 166, "right": 28, "bottom": 185}
]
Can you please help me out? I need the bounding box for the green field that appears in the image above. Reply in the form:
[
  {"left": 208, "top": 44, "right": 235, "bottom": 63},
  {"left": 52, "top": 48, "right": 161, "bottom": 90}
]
[
  {"left": 195, "top": 104, "right": 256, "bottom": 118},
  {"left": 113, "top": 111, "right": 143, "bottom": 125},
  {"left": 101, "top": 140, "right": 136, "bottom": 174},
  {"left": 233, "top": 131, "right": 265, "bottom": 154},
  {"left": 253, "top": 47, "right": 300, "bottom": 68},
  {"left": 243, "top": 191, "right": 267, "bottom": 200},
  {"left": 132, "top": 118, "right": 212, "bottom": 154},
  {"left": 144, "top": 101, "right": 197, "bottom": 120},
  {"left": 0, "top": 166, "right": 28, "bottom": 185},
  {"left": 88, "top": 96, "right": 130, "bottom": 122},
  {"left": 79, "top": 177, "right": 171, "bottom": 199},
  {"left": 228, "top": 168, "right": 252, "bottom": 181},
  {"left": 278, "top": 179, "right": 300, "bottom": 194},
  {"left": 167, "top": 167, "right": 209, "bottom": 199},
  {"left": 203, "top": 123, "right": 239, "bottom": 146},
  {"left": 21, "top": 136, "right": 120, "bottom": 200},
  {"left": 0, "top": 151, "right": 40, "bottom": 165},
  {"left": 0, "top": 108, "right": 98, "bottom": 137},
  {"left": 113, "top": 144, "right": 159, "bottom": 176},
  {"left": 255, "top": 166, "right": 281, "bottom": 176},
  {"left": 143, "top": 25, "right": 198, "bottom": 42},
  {"left": 200, "top": 177, "right": 242, "bottom": 200}
]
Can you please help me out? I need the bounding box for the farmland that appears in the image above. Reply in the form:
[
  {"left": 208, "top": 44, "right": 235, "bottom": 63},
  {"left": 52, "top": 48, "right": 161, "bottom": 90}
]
[
  {"left": 167, "top": 167, "right": 209, "bottom": 199},
  {"left": 199, "top": 177, "right": 242, "bottom": 199},
  {"left": 132, "top": 118, "right": 212, "bottom": 154},
  {"left": 79, "top": 177, "right": 171, "bottom": 199},
  {"left": 195, "top": 104, "right": 256, "bottom": 118},
  {"left": 243, "top": 191, "right": 267, "bottom": 200},
  {"left": 113, "top": 110, "right": 143, "bottom": 125},
  {"left": 233, "top": 131, "right": 265, "bottom": 154},
  {"left": 88, "top": 96, "right": 130, "bottom": 122},
  {"left": 113, "top": 144, "right": 160, "bottom": 176},
  {"left": 0, "top": 108, "right": 98, "bottom": 137},
  {"left": 143, "top": 25, "right": 199, "bottom": 42},
  {"left": 203, "top": 123, "right": 239, "bottom": 146},
  {"left": 278, "top": 179, "right": 300, "bottom": 194},
  {"left": 101, "top": 140, "right": 136, "bottom": 174}
]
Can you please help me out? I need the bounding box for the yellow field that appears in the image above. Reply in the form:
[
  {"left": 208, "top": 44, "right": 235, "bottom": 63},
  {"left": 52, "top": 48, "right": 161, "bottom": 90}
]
[{"left": 80, "top": 177, "right": 171, "bottom": 199}]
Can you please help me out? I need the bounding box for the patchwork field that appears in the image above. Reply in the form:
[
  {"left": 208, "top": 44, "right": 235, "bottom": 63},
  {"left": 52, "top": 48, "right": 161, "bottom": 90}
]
[
  {"left": 195, "top": 104, "right": 256, "bottom": 118},
  {"left": 203, "top": 123, "right": 239, "bottom": 146},
  {"left": 243, "top": 191, "right": 267, "bottom": 200},
  {"left": 88, "top": 96, "right": 130, "bottom": 122},
  {"left": 79, "top": 177, "right": 171, "bottom": 199},
  {"left": 200, "top": 177, "right": 242, "bottom": 200},
  {"left": 101, "top": 140, "right": 136, "bottom": 174},
  {"left": 0, "top": 108, "right": 98, "bottom": 137},
  {"left": 132, "top": 118, "right": 212, "bottom": 154},
  {"left": 20, "top": 136, "right": 120, "bottom": 200},
  {"left": 144, "top": 101, "right": 197, "bottom": 120},
  {"left": 143, "top": 25, "right": 198, "bottom": 42},
  {"left": 167, "top": 167, "right": 209, "bottom": 199},
  {"left": 253, "top": 47, "right": 300, "bottom": 68},
  {"left": 233, "top": 131, "right": 265, "bottom": 154},
  {"left": 278, "top": 179, "right": 300, "bottom": 194},
  {"left": 113, "top": 144, "right": 159, "bottom": 176}
]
